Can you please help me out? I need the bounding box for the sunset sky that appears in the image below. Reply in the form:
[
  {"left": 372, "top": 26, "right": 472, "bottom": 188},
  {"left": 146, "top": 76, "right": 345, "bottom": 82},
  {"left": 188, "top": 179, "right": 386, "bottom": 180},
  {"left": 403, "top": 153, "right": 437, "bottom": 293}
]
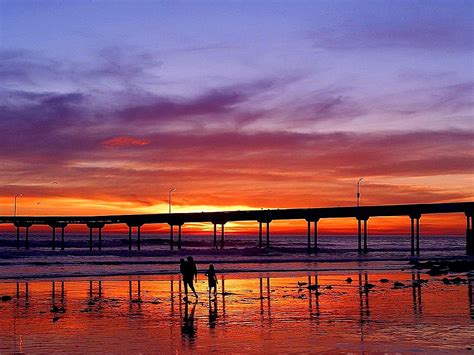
[{"left": 0, "top": 0, "right": 472, "bottom": 233}]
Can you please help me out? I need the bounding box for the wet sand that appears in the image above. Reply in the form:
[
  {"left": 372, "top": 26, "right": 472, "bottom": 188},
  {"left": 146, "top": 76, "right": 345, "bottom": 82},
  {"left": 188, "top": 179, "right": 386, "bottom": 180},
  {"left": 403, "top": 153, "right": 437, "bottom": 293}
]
[{"left": 1, "top": 269, "right": 473, "bottom": 353}]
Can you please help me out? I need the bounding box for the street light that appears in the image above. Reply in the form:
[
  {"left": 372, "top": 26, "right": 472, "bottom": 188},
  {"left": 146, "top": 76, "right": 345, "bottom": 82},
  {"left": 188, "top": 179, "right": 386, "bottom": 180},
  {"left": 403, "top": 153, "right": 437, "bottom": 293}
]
[
  {"left": 14, "top": 193, "right": 23, "bottom": 217},
  {"left": 356, "top": 178, "right": 364, "bottom": 207},
  {"left": 168, "top": 187, "right": 176, "bottom": 214}
]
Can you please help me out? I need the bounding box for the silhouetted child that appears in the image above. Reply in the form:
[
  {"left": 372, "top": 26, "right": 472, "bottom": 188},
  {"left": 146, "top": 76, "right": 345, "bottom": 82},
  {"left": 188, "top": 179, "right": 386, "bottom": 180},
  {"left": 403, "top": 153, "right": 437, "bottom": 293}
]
[{"left": 205, "top": 264, "right": 218, "bottom": 296}]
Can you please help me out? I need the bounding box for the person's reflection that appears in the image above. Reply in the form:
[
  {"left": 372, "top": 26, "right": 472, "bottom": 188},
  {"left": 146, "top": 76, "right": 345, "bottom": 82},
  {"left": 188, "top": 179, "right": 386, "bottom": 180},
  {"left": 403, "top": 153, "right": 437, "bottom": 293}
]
[
  {"left": 181, "top": 300, "right": 198, "bottom": 344},
  {"left": 208, "top": 297, "right": 218, "bottom": 329}
]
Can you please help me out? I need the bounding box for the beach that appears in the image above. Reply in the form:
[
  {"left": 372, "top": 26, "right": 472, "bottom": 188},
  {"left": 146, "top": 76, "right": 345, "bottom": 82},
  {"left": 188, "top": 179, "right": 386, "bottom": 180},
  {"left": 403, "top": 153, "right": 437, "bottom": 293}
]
[
  {"left": 1, "top": 233, "right": 473, "bottom": 353},
  {"left": 1, "top": 270, "right": 473, "bottom": 353}
]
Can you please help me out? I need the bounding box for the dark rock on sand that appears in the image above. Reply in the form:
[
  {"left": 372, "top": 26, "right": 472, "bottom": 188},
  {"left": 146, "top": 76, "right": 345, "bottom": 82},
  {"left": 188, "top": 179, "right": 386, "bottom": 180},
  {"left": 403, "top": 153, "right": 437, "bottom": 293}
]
[
  {"left": 52, "top": 316, "right": 60, "bottom": 322},
  {"left": 345, "top": 277, "right": 353, "bottom": 283},
  {"left": 452, "top": 277, "right": 467, "bottom": 284},
  {"left": 51, "top": 305, "right": 66, "bottom": 313},
  {"left": 393, "top": 281, "right": 405, "bottom": 289},
  {"left": 412, "top": 260, "right": 474, "bottom": 275},
  {"left": 380, "top": 278, "right": 390, "bottom": 283},
  {"left": 1, "top": 295, "right": 12, "bottom": 301},
  {"left": 308, "top": 284, "right": 320, "bottom": 290},
  {"left": 364, "top": 283, "right": 375, "bottom": 290},
  {"left": 427, "top": 267, "right": 449, "bottom": 276},
  {"left": 442, "top": 277, "right": 467, "bottom": 285}
]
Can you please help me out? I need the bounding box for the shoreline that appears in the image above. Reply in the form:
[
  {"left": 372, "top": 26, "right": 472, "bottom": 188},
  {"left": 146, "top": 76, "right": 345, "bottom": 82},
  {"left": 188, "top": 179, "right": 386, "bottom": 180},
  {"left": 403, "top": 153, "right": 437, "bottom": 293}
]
[{"left": 0, "top": 256, "right": 472, "bottom": 281}]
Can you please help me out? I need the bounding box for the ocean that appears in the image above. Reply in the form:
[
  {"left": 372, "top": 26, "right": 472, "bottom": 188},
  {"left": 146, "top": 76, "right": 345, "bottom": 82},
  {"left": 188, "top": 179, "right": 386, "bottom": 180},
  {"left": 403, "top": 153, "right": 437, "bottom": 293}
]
[{"left": 0, "top": 233, "right": 467, "bottom": 279}]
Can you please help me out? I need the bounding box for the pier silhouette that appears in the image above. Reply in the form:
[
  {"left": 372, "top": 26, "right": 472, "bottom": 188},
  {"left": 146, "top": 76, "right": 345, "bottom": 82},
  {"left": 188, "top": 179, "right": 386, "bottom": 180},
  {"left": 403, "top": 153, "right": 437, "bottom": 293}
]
[{"left": 2, "top": 202, "right": 473, "bottom": 255}]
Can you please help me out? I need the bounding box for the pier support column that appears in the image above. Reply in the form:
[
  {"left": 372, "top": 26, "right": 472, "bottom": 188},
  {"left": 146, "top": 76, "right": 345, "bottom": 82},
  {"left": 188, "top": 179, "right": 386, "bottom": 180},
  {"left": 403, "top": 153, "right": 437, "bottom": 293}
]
[
  {"left": 266, "top": 222, "right": 270, "bottom": 248},
  {"left": 416, "top": 217, "right": 420, "bottom": 256},
  {"left": 409, "top": 214, "right": 421, "bottom": 256},
  {"left": 363, "top": 219, "right": 368, "bottom": 254},
  {"left": 169, "top": 225, "right": 174, "bottom": 251},
  {"left": 221, "top": 224, "right": 225, "bottom": 249},
  {"left": 60, "top": 226, "right": 65, "bottom": 251},
  {"left": 16, "top": 226, "right": 20, "bottom": 250},
  {"left": 213, "top": 224, "right": 217, "bottom": 249},
  {"left": 98, "top": 227, "right": 102, "bottom": 251},
  {"left": 89, "top": 227, "right": 93, "bottom": 251},
  {"left": 466, "top": 213, "right": 473, "bottom": 255},
  {"left": 307, "top": 221, "right": 311, "bottom": 252},
  {"left": 128, "top": 226, "right": 132, "bottom": 251},
  {"left": 178, "top": 224, "right": 182, "bottom": 250},
  {"left": 357, "top": 219, "right": 362, "bottom": 253},
  {"left": 137, "top": 226, "right": 141, "bottom": 251},
  {"left": 258, "top": 222, "right": 263, "bottom": 248},
  {"left": 306, "top": 218, "right": 320, "bottom": 254},
  {"left": 25, "top": 227, "right": 29, "bottom": 250},
  {"left": 314, "top": 219, "right": 319, "bottom": 254},
  {"left": 51, "top": 226, "right": 56, "bottom": 251}
]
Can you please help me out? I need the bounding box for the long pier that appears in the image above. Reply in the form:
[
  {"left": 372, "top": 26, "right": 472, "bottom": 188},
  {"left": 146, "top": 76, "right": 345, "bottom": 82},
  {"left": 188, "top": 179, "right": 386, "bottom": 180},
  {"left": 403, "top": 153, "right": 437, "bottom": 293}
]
[{"left": 1, "top": 202, "right": 473, "bottom": 255}]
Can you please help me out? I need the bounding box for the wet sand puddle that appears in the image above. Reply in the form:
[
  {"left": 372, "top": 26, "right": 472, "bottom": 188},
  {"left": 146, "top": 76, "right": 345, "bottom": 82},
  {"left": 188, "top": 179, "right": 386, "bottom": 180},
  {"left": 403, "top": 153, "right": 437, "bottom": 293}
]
[{"left": 1, "top": 271, "right": 473, "bottom": 353}]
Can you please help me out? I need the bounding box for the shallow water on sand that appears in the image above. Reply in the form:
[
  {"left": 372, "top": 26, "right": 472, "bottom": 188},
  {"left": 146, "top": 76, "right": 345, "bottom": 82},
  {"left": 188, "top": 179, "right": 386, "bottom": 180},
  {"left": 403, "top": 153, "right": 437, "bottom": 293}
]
[{"left": 1, "top": 270, "right": 473, "bottom": 353}]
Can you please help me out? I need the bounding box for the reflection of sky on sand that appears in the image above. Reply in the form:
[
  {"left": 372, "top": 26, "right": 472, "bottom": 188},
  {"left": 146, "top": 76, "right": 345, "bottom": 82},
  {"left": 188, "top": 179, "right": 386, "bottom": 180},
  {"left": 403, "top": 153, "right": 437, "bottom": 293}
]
[{"left": 1, "top": 271, "right": 473, "bottom": 353}]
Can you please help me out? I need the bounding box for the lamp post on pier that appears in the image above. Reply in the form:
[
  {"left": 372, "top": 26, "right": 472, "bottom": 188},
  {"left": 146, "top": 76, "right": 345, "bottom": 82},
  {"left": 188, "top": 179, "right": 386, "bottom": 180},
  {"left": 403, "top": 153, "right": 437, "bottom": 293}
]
[
  {"left": 14, "top": 193, "right": 23, "bottom": 218},
  {"left": 357, "top": 178, "right": 364, "bottom": 207}
]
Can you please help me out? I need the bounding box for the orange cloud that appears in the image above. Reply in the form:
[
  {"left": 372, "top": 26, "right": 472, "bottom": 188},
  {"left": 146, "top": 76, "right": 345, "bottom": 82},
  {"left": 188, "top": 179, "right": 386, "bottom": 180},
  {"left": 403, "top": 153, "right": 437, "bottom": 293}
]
[{"left": 102, "top": 136, "right": 151, "bottom": 147}]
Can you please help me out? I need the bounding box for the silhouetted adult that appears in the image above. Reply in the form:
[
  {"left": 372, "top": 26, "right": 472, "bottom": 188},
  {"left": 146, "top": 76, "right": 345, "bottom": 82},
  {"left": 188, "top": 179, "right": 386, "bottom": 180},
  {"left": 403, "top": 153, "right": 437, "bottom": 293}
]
[{"left": 181, "top": 256, "right": 198, "bottom": 300}]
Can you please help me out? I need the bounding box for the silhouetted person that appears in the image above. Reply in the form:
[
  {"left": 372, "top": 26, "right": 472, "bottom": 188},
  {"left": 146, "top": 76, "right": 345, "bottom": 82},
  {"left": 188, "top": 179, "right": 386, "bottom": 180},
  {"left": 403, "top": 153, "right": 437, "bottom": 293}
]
[
  {"left": 180, "top": 258, "right": 186, "bottom": 278},
  {"left": 180, "top": 258, "right": 189, "bottom": 299},
  {"left": 182, "top": 256, "right": 198, "bottom": 300},
  {"left": 205, "top": 264, "right": 218, "bottom": 297}
]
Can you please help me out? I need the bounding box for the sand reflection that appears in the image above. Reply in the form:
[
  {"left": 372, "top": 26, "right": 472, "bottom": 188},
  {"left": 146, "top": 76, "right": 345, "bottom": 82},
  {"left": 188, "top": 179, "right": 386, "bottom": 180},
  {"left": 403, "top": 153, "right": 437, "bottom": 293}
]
[{"left": 1, "top": 271, "right": 473, "bottom": 353}]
